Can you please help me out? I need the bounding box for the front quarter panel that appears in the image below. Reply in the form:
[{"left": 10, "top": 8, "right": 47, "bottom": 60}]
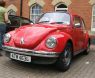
[
  {"left": 34, "top": 32, "right": 73, "bottom": 53},
  {"left": 4, "top": 31, "right": 16, "bottom": 46}
]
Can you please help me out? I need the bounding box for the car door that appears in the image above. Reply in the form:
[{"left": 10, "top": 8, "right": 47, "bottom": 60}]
[{"left": 73, "top": 16, "right": 85, "bottom": 51}]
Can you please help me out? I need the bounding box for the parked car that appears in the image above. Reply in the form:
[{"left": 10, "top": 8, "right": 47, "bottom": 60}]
[
  {"left": 6, "top": 15, "right": 33, "bottom": 32},
  {"left": 3, "top": 12, "right": 90, "bottom": 71}
]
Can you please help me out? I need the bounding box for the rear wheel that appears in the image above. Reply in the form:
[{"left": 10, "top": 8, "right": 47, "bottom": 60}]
[
  {"left": 83, "top": 41, "right": 90, "bottom": 55},
  {"left": 56, "top": 43, "right": 72, "bottom": 72}
]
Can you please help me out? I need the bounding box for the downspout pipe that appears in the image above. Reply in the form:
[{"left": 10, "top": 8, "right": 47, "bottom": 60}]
[
  {"left": 20, "top": 0, "right": 23, "bottom": 17},
  {"left": 20, "top": 0, "right": 23, "bottom": 26}
]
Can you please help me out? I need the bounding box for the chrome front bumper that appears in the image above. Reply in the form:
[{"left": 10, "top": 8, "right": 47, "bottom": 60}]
[{"left": 2, "top": 46, "right": 60, "bottom": 58}]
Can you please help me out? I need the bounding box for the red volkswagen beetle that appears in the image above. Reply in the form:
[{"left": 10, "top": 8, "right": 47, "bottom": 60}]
[{"left": 3, "top": 12, "right": 90, "bottom": 71}]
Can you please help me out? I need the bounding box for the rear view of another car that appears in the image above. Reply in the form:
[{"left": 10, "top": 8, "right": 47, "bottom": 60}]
[{"left": 6, "top": 15, "right": 33, "bottom": 32}]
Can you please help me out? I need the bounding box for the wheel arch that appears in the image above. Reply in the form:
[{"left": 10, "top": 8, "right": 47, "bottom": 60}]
[
  {"left": 67, "top": 39, "right": 74, "bottom": 56},
  {"left": 84, "top": 34, "right": 91, "bottom": 48}
]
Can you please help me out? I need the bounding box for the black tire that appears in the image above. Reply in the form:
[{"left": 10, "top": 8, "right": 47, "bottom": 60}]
[
  {"left": 83, "top": 41, "right": 90, "bottom": 55},
  {"left": 55, "top": 43, "right": 72, "bottom": 72}
]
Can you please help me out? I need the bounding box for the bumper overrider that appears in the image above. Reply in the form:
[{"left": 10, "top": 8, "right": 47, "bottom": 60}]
[{"left": 2, "top": 45, "right": 60, "bottom": 64}]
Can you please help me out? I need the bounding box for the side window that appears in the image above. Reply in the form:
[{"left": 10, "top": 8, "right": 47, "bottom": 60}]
[{"left": 74, "top": 16, "right": 81, "bottom": 28}]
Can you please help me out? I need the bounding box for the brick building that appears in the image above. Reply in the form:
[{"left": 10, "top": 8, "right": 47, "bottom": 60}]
[{"left": 4, "top": 0, "right": 95, "bottom": 32}]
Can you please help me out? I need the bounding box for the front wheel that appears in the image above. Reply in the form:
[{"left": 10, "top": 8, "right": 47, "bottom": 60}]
[{"left": 55, "top": 43, "right": 72, "bottom": 72}]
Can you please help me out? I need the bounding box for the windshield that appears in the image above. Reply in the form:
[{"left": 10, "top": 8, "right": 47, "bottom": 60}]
[{"left": 36, "top": 12, "right": 70, "bottom": 25}]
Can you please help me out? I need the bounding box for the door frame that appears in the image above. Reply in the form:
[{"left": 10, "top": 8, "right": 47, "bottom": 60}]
[{"left": 91, "top": 5, "right": 95, "bottom": 31}]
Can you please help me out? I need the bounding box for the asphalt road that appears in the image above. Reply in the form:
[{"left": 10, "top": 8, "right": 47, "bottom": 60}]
[{"left": 0, "top": 45, "right": 95, "bottom": 78}]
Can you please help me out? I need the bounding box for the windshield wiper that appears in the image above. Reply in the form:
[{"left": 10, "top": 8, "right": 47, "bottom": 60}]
[
  {"left": 37, "top": 21, "right": 67, "bottom": 24},
  {"left": 49, "top": 22, "right": 65, "bottom": 24},
  {"left": 37, "top": 21, "right": 49, "bottom": 24},
  {"left": 56, "top": 22, "right": 65, "bottom": 24}
]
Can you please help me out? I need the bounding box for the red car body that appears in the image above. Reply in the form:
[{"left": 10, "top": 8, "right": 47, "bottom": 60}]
[{"left": 3, "top": 12, "right": 90, "bottom": 71}]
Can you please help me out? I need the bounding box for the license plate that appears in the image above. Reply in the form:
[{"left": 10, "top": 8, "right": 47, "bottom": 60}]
[{"left": 10, "top": 53, "right": 31, "bottom": 62}]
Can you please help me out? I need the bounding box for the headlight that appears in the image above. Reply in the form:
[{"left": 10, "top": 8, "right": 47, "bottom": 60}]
[
  {"left": 46, "top": 37, "right": 57, "bottom": 48},
  {"left": 4, "top": 33, "right": 11, "bottom": 43}
]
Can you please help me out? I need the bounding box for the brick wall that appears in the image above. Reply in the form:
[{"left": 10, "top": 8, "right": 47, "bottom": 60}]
[
  {"left": 22, "top": 0, "right": 29, "bottom": 18},
  {"left": 43, "top": 0, "right": 54, "bottom": 12}
]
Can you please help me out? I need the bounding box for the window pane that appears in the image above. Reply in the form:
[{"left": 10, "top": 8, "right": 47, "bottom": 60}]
[
  {"left": 93, "top": 9, "right": 95, "bottom": 16},
  {"left": 57, "top": 4, "right": 67, "bottom": 8},
  {"left": 93, "top": 5, "right": 95, "bottom": 16},
  {"left": 55, "top": 3, "right": 67, "bottom": 12},
  {"left": 92, "top": 5, "right": 95, "bottom": 29},
  {"left": 93, "top": 16, "right": 95, "bottom": 28},
  {"left": 32, "top": 9, "right": 35, "bottom": 14},
  {"left": 74, "top": 17, "right": 81, "bottom": 27}
]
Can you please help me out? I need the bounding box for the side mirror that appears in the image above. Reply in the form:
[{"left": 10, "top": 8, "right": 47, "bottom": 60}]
[{"left": 74, "top": 23, "right": 81, "bottom": 27}]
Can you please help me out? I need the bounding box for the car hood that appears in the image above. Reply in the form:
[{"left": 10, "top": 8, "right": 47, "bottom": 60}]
[{"left": 13, "top": 24, "right": 61, "bottom": 48}]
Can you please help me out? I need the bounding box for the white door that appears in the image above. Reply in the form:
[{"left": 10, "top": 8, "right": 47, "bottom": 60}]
[{"left": 91, "top": 5, "right": 95, "bottom": 31}]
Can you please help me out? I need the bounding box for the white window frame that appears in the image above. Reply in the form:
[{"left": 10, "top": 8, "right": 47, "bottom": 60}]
[
  {"left": 30, "top": 4, "right": 42, "bottom": 23},
  {"left": 55, "top": 3, "right": 68, "bottom": 12},
  {"left": 91, "top": 5, "right": 95, "bottom": 31}
]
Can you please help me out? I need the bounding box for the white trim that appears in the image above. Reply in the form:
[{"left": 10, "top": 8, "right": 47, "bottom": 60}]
[
  {"left": 89, "top": 0, "right": 95, "bottom": 5},
  {"left": 91, "top": 5, "right": 95, "bottom": 31},
  {"left": 55, "top": 8, "right": 68, "bottom": 11},
  {"left": 6, "top": 4, "right": 17, "bottom": 13},
  {"left": 52, "top": 0, "right": 71, "bottom": 6},
  {"left": 29, "top": 0, "right": 45, "bottom": 7}
]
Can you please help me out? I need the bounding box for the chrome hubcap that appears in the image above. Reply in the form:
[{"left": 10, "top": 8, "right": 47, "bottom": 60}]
[{"left": 63, "top": 48, "right": 71, "bottom": 66}]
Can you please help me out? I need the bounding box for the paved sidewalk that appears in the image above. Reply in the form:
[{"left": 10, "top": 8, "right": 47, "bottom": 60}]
[
  {"left": 0, "top": 45, "right": 95, "bottom": 78},
  {"left": 90, "top": 45, "right": 95, "bottom": 51}
]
